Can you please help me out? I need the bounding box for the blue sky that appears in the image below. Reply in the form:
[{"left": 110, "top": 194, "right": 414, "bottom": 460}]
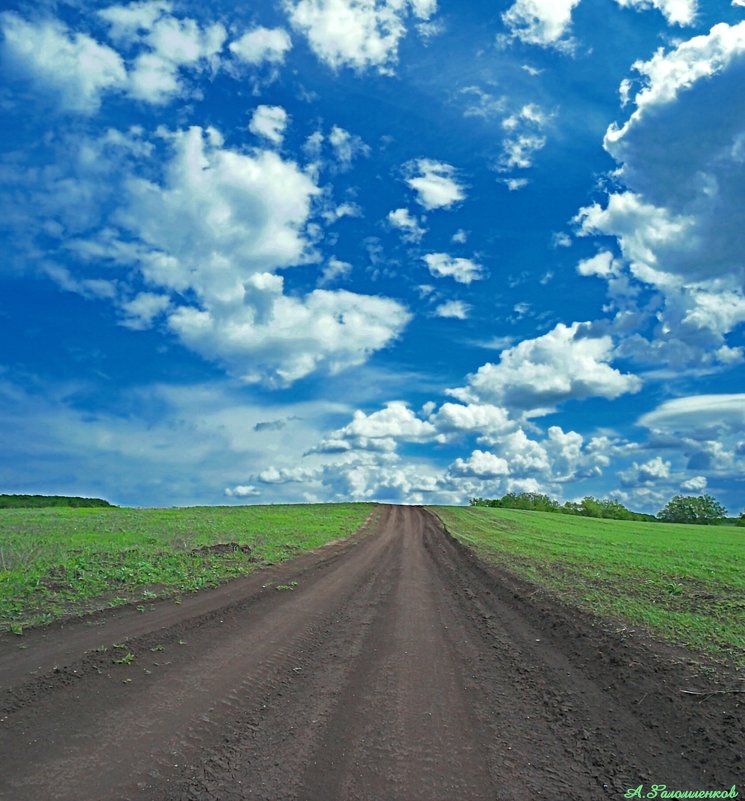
[{"left": 1, "top": 0, "right": 744, "bottom": 512}]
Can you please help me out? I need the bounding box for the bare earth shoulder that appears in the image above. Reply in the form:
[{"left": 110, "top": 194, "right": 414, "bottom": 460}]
[{"left": 0, "top": 506, "right": 742, "bottom": 801}]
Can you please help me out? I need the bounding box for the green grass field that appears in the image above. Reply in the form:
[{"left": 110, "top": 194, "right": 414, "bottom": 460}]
[
  {"left": 0, "top": 503, "right": 374, "bottom": 632},
  {"left": 431, "top": 506, "right": 745, "bottom": 666}
]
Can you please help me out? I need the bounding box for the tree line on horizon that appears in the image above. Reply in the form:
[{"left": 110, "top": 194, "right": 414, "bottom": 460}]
[
  {"left": 0, "top": 494, "right": 114, "bottom": 509},
  {"left": 469, "top": 492, "right": 741, "bottom": 526}
]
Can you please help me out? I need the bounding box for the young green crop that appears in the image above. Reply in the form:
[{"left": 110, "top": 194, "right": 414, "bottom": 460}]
[
  {"left": 431, "top": 506, "right": 745, "bottom": 666},
  {"left": 0, "top": 503, "right": 374, "bottom": 630}
]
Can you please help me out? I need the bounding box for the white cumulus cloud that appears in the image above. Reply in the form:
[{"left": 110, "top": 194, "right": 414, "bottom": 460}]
[
  {"left": 434, "top": 300, "right": 470, "bottom": 319},
  {"left": 312, "top": 401, "right": 437, "bottom": 453},
  {"left": 309, "top": 398, "right": 521, "bottom": 457},
  {"left": 99, "top": 2, "right": 226, "bottom": 105},
  {"left": 285, "top": 0, "right": 436, "bottom": 73},
  {"left": 681, "top": 475, "right": 707, "bottom": 491},
  {"left": 448, "top": 322, "right": 641, "bottom": 414},
  {"left": 169, "top": 281, "right": 411, "bottom": 386},
  {"left": 118, "top": 126, "right": 318, "bottom": 301},
  {"left": 423, "top": 253, "right": 483, "bottom": 284},
  {"left": 501, "top": 0, "right": 581, "bottom": 49},
  {"left": 618, "top": 455, "right": 671, "bottom": 487},
  {"left": 120, "top": 292, "right": 170, "bottom": 330},
  {"left": 449, "top": 450, "right": 510, "bottom": 479},
  {"left": 229, "top": 26, "right": 292, "bottom": 65},
  {"left": 487, "top": 429, "right": 550, "bottom": 474},
  {"left": 39, "top": 125, "right": 411, "bottom": 387},
  {"left": 224, "top": 484, "right": 260, "bottom": 497},
  {"left": 612, "top": 0, "right": 697, "bottom": 26},
  {"left": 429, "top": 403, "right": 514, "bottom": 441},
  {"left": 257, "top": 466, "right": 317, "bottom": 484},
  {"left": 575, "top": 21, "right": 745, "bottom": 368},
  {"left": 577, "top": 251, "right": 621, "bottom": 278},
  {"left": 503, "top": 177, "right": 529, "bottom": 191},
  {"left": 320, "top": 257, "right": 353, "bottom": 285},
  {"left": 501, "top": 0, "right": 695, "bottom": 52},
  {"left": 95, "top": 1, "right": 172, "bottom": 42},
  {"left": 328, "top": 125, "right": 370, "bottom": 169},
  {"left": 482, "top": 425, "right": 611, "bottom": 483},
  {"left": 405, "top": 159, "right": 465, "bottom": 210},
  {"left": 499, "top": 103, "right": 549, "bottom": 171},
  {"left": 249, "top": 105, "right": 289, "bottom": 144},
  {"left": 388, "top": 208, "right": 426, "bottom": 242},
  {"left": 1, "top": 12, "right": 127, "bottom": 113}
]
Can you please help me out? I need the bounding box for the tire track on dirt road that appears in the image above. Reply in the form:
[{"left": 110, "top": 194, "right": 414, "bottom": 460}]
[{"left": 0, "top": 505, "right": 741, "bottom": 801}]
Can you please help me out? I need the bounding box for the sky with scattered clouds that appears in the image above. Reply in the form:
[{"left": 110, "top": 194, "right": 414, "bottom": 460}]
[{"left": 1, "top": 0, "right": 744, "bottom": 512}]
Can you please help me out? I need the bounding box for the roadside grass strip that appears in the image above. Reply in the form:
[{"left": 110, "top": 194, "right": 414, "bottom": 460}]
[
  {"left": 432, "top": 506, "right": 745, "bottom": 666},
  {"left": 0, "top": 503, "right": 373, "bottom": 631}
]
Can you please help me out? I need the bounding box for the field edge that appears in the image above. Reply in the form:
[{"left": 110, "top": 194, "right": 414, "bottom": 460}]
[{"left": 427, "top": 505, "right": 745, "bottom": 672}]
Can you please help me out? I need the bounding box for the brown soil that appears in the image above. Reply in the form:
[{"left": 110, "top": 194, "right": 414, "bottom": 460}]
[
  {"left": 190, "top": 543, "right": 253, "bottom": 557},
  {"left": 0, "top": 505, "right": 742, "bottom": 801}
]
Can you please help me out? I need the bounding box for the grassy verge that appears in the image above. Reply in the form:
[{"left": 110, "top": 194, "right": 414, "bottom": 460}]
[
  {"left": 0, "top": 503, "right": 374, "bottom": 632},
  {"left": 431, "top": 506, "right": 745, "bottom": 666}
]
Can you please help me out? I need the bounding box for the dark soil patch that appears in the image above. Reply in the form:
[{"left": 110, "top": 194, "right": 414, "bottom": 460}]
[{"left": 190, "top": 542, "right": 252, "bottom": 557}]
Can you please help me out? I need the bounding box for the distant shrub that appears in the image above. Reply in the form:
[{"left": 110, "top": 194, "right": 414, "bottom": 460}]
[
  {"left": 561, "top": 496, "right": 656, "bottom": 522},
  {"left": 657, "top": 495, "right": 727, "bottom": 525},
  {"left": 470, "top": 493, "right": 655, "bottom": 522},
  {"left": 470, "top": 492, "right": 558, "bottom": 512}
]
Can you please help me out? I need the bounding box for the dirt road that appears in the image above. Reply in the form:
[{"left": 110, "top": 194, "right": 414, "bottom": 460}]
[{"left": 0, "top": 506, "right": 742, "bottom": 800}]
